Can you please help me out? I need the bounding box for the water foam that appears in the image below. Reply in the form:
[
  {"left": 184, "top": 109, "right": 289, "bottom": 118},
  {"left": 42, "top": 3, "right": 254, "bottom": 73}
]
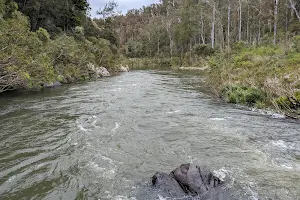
[
  {"left": 78, "top": 124, "right": 88, "bottom": 132},
  {"left": 271, "top": 140, "right": 288, "bottom": 149},
  {"left": 167, "top": 110, "right": 181, "bottom": 114},
  {"left": 210, "top": 118, "right": 226, "bottom": 121}
]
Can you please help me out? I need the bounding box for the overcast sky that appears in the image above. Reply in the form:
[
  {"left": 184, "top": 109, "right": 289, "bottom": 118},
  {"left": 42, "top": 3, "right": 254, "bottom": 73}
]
[{"left": 88, "top": 0, "right": 159, "bottom": 18}]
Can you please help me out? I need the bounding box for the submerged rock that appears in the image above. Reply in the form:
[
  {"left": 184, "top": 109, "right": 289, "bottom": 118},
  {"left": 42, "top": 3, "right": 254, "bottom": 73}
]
[
  {"left": 44, "top": 81, "right": 62, "bottom": 88},
  {"left": 97, "top": 66, "right": 110, "bottom": 77},
  {"left": 118, "top": 65, "right": 130, "bottom": 72},
  {"left": 152, "top": 164, "right": 230, "bottom": 200}
]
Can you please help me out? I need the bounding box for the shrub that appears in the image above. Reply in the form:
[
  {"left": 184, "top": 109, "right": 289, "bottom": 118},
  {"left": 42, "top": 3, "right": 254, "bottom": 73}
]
[
  {"left": 275, "top": 92, "right": 300, "bottom": 111},
  {"left": 292, "top": 36, "right": 300, "bottom": 53},
  {"left": 193, "top": 44, "right": 215, "bottom": 56},
  {"left": 252, "top": 46, "right": 278, "bottom": 56},
  {"left": 171, "top": 57, "right": 182, "bottom": 67},
  {"left": 36, "top": 27, "right": 50, "bottom": 42},
  {"left": 221, "top": 85, "right": 266, "bottom": 106},
  {"left": 232, "top": 41, "right": 248, "bottom": 52},
  {"left": 286, "top": 53, "right": 300, "bottom": 65},
  {"left": 75, "top": 26, "right": 84, "bottom": 35}
]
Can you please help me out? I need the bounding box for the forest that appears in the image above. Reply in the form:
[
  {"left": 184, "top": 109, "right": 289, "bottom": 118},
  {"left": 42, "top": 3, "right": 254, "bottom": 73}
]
[{"left": 1, "top": 0, "right": 300, "bottom": 117}]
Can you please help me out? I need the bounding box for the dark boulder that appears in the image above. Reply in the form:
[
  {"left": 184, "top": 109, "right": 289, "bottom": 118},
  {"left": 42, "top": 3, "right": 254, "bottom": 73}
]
[{"left": 152, "top": 164, "right": 230, "bottom": 200}]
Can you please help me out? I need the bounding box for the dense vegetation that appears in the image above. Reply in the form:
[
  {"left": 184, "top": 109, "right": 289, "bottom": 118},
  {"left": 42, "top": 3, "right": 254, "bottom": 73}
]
[
  {"left": 0, "top": 0, "right": 119, "bottom": 93},
  {"left": 105, "top": 0, "right": 300, "bottom": 118}
]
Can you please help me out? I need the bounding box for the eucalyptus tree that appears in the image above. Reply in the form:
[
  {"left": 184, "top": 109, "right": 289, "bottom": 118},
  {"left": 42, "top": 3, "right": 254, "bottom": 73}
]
[{"left": 289, "top": 0, "right": 300, "bottom": 22}]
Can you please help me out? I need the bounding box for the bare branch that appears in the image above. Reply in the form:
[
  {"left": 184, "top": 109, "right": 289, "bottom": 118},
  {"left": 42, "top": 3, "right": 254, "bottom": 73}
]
[
  {"left": 289, "top": 0, "right": 300, "bottom": 22},
  {"left": 0, "top": 46, "right": 8, "bottom": 51}
]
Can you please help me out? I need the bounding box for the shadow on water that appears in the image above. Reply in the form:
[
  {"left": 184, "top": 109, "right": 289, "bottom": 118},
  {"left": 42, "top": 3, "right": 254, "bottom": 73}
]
[{"left": 0, "top": 70, "right": 299, "bottom": 200}]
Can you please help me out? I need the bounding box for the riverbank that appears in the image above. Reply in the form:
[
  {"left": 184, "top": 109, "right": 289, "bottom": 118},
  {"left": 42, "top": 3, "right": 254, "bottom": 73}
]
[
  {"left": 0, "top": 3, "right": 122, "bottom": 94},
  {"left": 206, "top": 40, "right": 300, "bottom": 119},
  {"left": 121, "top": 39, "right": 300, "bottom": 119}
]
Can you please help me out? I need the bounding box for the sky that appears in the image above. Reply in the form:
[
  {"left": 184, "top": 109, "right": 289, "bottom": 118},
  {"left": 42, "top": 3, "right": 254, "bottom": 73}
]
[{"left": 88, "top": 0, "right": 159, "bottom": 18}]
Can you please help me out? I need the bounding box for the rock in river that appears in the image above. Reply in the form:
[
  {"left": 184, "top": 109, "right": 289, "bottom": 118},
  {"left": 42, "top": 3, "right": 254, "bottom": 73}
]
[
  {"left": 44, "top": 81, "right": 62, "bottom": 88},
  {"left": 152, "top": 164, "right": 230, "bottom": 200},
  {"left": 118, "top": 65, "right": 130, "bottom": 72}
]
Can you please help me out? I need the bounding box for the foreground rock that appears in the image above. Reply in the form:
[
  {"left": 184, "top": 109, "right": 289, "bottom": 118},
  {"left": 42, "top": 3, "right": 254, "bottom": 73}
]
[{"left": 152, "top": 164, "right": 230, "bottom": 200}]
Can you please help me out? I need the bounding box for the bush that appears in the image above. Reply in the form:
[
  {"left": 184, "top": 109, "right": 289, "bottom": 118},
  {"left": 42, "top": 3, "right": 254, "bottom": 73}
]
[
  {"left": 292, "top": 36, "right": 300, "bottom": 53},
  {"left": 232, "top": 41, "right": 248, "bottom": 52},
  {"left": 221, "top": 85, "right": 266, "bottom": 106},
  {"left": 36, "top": 28, "right": 50, "bottom": 42},
  {"left": 193, "top": 44, "right": 215, "bottom": 56},
  {"left": 75, "top": 26, "right": 84, "bottom": 35},
  {"left": 275, "top": 92, "right": 300, "bottom": 111}
]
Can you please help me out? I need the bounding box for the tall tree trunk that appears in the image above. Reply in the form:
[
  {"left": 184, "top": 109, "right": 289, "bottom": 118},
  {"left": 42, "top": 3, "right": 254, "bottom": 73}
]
[
  {"left": 286, "top": 0, "right": 289, "bottom": 42},
  {"left": 274, "top": 0, "right": 279, "bottom": 45},
  {"left": 247, "top": 2, "right": 250, "bottom": 42},
  {"left": 200, "top": 8, "right": 205, "bottom": 44},
  {"left": 258, "top": 0, "right": 262, "bottom": 44},
  {"left": 157, "top": 39, "right": 160, "bottom": 55},
  {"left": 238, "top": 0, "right": 242, "bottom": 41},
  {"left": 211, "top": 3, "right": 216, "bottom": 48},
  {"left": 165, "top": 18, "right": 173, "bottom": 57},
  {"left": 227, "top": 1, "right": 231, "bottom": 48}
]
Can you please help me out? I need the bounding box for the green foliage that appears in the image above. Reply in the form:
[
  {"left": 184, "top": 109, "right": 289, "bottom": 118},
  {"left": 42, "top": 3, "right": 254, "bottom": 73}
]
[
  {"left": 292, "top": 36, "right": 300, "bottom": 53},
  {"left": 0, "top": 0, "right": 4, "bottom": 15},
  {"left": 275, "top": 96, "right": 291, "bottom": 109},
  {"left": 75, "top": 26, "right": 84, "bottom": 35},
  {"left": 36, "top": 27, "right": 50, "bottom": 42},
  {"left": 221, "top": 85, "right": 266, "bottom": 106},
  {"left": 193, "top": 44, "right": 215, "bottom": 57},
  {"left": 125, "top": 41, "right": 146, "bottom": 58},
  {"left": 14, "top": 0, "right": 89, "bottom": 32},
  {"left": 0, "top": 3, "right": 118, "bottom": 94},
  {"left": 97, "top": 0, "right": 118, "bottom": 18},
  {"left": 2, "top": 0, "right": 18, "bottom": 18},
  {"left": 207, "top": 38, "right": 300, "bottom": 117},
  {"left": 171, "top": 57, "right": 182, "bottom": 67},
  {"left": 232, "top": 41, "right": 248, "bottom": 52},
  {"left": 274, "top": 93, "right": 300, "bottom": 118},
  {"left": 286, "top": 53, "right": 300, "bottom": 65}
]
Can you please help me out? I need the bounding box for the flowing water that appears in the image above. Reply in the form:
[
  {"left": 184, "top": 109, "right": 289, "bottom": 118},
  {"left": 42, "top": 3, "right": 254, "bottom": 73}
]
[{"left": 0, "top": 71, "right": 299, "bottom": 200}]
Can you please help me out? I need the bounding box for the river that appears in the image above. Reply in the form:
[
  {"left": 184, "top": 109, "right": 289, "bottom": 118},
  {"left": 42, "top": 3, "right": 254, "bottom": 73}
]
[{"left": 0, "top": 71, "right": 299, "bottom": 200}]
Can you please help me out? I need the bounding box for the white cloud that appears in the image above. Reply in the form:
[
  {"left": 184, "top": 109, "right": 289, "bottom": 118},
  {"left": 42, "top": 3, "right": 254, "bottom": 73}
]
[{"left": 88, "top": 0, "right": 159, "bottom": 18}]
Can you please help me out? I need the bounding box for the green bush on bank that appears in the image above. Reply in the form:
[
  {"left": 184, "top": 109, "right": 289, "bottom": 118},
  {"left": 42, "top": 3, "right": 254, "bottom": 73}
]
[
  {"left": 221, "top": 85, "right": 266, "bottom": 107},
  {"left": 193, "top": 44, "right": 215, "bottom": 57},
  {"left": 0, "top": 6, "right": 118, "bottom": 93},
  {"left": 275, "top": 92, "right": 300, "bottom": 112}
]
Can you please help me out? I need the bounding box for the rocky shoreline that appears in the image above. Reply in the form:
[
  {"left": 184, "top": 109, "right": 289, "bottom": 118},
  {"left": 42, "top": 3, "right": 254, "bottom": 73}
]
[{"left": 43, "top": 64, "right": 130, "bottom": 89}]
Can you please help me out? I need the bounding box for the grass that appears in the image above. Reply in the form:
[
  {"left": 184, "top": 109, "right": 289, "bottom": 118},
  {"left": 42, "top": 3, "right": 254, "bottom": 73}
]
[{"left": 207, "top": 38, "right": 300, "bottom": 118}]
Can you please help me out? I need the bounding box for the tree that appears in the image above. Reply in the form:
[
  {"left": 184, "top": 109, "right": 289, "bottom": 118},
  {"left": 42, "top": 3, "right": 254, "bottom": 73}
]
[
  {"left": 289, "top": 0, "right": 300, "bottom": 23},
  {"left": 273, "top": 0, "right": 279, "bottom": 45},
  {"left": 97, "top": 0, "right": 119, "bottom": 18},
  {"left": 14, "top": 0, "right": 89, "bottom": 32}
]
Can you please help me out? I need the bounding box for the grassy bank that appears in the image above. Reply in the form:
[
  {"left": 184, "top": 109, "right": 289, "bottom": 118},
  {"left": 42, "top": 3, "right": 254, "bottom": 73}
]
[
  {"left": 207, "top": 39, "right": 300, "bottom": 118},
  {"left": 121, "top": 39, "right": 300, "bottom": 118}
]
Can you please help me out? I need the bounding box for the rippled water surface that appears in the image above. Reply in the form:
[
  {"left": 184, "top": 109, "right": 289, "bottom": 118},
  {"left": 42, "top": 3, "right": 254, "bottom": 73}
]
[{"left": 0, "top": 71, "right": 300, "bottom": 200}]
